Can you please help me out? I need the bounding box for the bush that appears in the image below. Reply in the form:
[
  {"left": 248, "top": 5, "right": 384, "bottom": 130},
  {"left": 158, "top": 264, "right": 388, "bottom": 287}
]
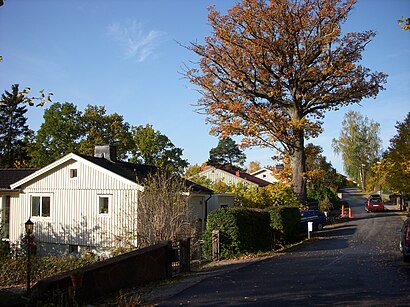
[
  {"left": 0, "top": 254, "right": 96, "bottom": 287},
  {"left": 269, "top": 207, "right": 301, "bottom": 245},
  {"left": 0, "top": 240, "right": 10, "bottom": 260},
  {"left": 203, "top": 208, "right": 271, "bottom": 259}
]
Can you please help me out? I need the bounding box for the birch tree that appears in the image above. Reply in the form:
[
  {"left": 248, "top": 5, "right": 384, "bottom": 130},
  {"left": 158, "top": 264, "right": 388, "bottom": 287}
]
[{"left": 332, "top": 111, "right": 382, "bottom": 190}]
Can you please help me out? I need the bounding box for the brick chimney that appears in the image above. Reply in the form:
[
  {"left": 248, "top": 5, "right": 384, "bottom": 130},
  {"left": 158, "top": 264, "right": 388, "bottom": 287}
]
[{"left": 94, "top": 145, "right": 117, "bottom": 161}]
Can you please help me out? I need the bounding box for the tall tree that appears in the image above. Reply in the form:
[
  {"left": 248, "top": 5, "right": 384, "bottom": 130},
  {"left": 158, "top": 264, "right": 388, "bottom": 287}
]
[
  {"left": 78, "top": 105, "right": 134, "bottom": 160},
  {"left": 208, "top": 137, "right": 246, "bottom": 170},
  {"left": 375, "top": 113, "right": 410, "bottom": 195},
  {"left": 29, "top": 102, "right": 83, "bottom": 167},
  {"left": 0, "top": 84, "right": 32, "bottom": 167},
  {"left": 332, "top": 111, "right": 382, "bottom": 190},
  {"left": 130, "top": 124, "right": 188, "bottom": 174},
  {"left": 186, "top": 0, "right": 387, "bottom": 202}
]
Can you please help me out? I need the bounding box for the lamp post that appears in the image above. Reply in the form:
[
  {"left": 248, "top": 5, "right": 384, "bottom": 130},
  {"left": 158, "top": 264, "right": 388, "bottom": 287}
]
[{"left": 25, "top": 218, "right": 34, "bottom": 296}]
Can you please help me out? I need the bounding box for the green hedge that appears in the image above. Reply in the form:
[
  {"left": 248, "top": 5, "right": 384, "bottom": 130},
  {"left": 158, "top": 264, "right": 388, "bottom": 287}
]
[
  {"left": 269, "top": 207, "right": 301, "bottom": 244},
  {"left": 203, "top": 208, "right": 271, "bottom": 259},
  {"left": 203, "top": 206, "right": 302, "bottom": 260}
]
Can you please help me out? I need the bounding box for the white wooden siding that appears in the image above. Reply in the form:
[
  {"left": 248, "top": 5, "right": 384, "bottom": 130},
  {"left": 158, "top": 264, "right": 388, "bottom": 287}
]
[
  {"left": 9, "top": 159, "right": 139, "bottom": 250},
  {"left": 199, "top": 168, "right": 259, "bottom": 187},
  {"left": 252, "top": 169, "right": 278, "bottom": 184}
]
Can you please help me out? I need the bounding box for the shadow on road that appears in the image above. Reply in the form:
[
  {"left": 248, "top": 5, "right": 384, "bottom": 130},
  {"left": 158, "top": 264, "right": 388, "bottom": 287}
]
[
  {"left": 352, "top": 212, "right": 396, "bottom": 221},
  {"left": 293, "top": 224, "right": 357, "bottom": 252},
  {"left": 321, "top": 225, "right": 357, "bottom": 237}
]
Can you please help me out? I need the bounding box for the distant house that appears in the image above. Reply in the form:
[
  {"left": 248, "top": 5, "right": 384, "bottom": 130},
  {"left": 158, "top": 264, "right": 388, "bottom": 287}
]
[
  {"left": 4, "top": 145, "right": 214, "bottom": 255},
  {"left": 251, "top": 168, "right": 279, "bottom": 184},
  {"left": 196, "top": 166, "right": 271, "bottom": 188}
]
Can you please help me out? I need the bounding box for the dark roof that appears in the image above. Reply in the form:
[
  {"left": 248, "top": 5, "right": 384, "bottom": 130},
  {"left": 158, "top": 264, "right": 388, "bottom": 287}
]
[
  {"left": 78, "top": 155, "right": 212, "bottom": 193},
  {"left": 224, "top": 169, "right": 271, "bottom": 187},
  {"left": 0, "top": 168, "right": 39, "bottom": 190}
]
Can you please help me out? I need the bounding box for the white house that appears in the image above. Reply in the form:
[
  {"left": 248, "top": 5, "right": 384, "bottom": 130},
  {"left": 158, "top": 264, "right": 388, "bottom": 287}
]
[
  {"left": 4, "top": 146, "right": 213, "bottom": 255},
  {"left": 196, "top": 166, "right": 271, "bottom": 188},
  {"left": 251, "top": 168, "right": 279, "bottom": 184}
]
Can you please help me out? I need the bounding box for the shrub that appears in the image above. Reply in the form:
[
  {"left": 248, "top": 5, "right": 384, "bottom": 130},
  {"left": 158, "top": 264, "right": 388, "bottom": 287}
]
[
  {"left": 269, "top": 207, "right": 301, "bottom": 245},
  {"left": 0, "top": 240, "right": 10, "bottom": 260},
  {"left": 203, "top": 208, "right": 271, "bottom": 259},
  {"left": 0, "top": 254, "right": 96, "bottom": 287}
]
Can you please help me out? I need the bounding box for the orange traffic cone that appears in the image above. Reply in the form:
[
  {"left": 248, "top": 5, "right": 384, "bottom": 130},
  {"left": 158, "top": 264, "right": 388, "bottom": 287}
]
[
  {"left": 341, "top": 204, "right": 345, "bottom": 217},
  {"left": 348, "top": 207, "right": 353, "bottom": 218}
]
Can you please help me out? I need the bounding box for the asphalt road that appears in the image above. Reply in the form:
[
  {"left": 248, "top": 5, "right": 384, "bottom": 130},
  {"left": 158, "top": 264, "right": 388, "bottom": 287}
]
[{"left": 155, "top": 187, "right": 410, "bottom": 306}]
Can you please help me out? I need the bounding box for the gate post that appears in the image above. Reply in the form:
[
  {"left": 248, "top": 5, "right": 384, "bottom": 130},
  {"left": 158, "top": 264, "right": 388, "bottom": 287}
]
[
  {"left": 179, "top": 238, "right": 191, "bottom": 272},
  {"left": 212, "top": 230, "right": 220, "bottom": 262}
]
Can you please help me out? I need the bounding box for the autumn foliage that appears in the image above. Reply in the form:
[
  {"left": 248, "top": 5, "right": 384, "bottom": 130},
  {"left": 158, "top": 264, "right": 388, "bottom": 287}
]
[{"left": 186, "top": 0, "right": 387, "bottom": 201}]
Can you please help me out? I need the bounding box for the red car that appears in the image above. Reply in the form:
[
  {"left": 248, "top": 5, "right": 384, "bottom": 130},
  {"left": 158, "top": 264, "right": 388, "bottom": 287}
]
[{"left": 365, "top": 194, "right": 384, "bottom": 212}]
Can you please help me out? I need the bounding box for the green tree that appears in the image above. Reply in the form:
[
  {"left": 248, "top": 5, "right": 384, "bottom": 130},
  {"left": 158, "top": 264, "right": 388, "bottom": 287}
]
[
  {"left": 78, "top": 105, "right": 134, "bottom": 160},
  {"left": 375, "top": 113, "right": 410, "bottom": 195},
  {"left": 0, "top": 84, "right": 33, "bottom": 167},
  {"left": 332, "top": 111, "right": 382, "bottom": 190},
  {"left": 208, "top": 137, "right": 246, "bottom": 171},
  {"left": 304, "top": 143, "right": 345, "bottom": 205},
  {"left": 29, "top": 102, "right": 83, "bottom": 167},
  {"left": 130, "top": 124, "right": 188, "bottom": 174},
  {"left": 185, "top": 0, "right": 387, "bottom": 202}
]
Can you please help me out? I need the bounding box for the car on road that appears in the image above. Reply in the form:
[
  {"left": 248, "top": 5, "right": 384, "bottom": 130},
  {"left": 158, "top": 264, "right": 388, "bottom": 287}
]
[
  {"left": 365, "top": 194, "right": 384, "bottom": 212},
  {"left": 399, "top": 217, "right": 410, "bottom": 262},
  {"left": 300, "top": 210, "right": 327, "bottom": 231}
]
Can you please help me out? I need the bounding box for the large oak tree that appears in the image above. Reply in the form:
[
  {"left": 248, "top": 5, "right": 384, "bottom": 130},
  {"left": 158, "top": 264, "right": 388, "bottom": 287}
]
[{"left": 186, "top": 0, "right": 387, "bottom": 202}]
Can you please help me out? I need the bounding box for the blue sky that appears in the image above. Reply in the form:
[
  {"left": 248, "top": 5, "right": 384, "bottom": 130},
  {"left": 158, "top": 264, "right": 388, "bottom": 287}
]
[{"left": 1, "top": 0, "right": 409, "bottom": 175}]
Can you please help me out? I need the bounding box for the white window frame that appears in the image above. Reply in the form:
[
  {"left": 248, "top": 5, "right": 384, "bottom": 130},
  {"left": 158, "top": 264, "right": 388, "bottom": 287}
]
[
  {"left": 30, "top": 194, "right": 52, "bottom": 219},
  {"left": 98, "top": 195, "right": 111, "bottom": 215}
]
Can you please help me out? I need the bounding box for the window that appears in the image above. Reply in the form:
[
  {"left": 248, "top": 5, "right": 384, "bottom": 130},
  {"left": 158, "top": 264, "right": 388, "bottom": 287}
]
[
  {"left": 31, "top": 196, "right": 51, "bottom": 217},
  {"left": 70, "top": 169, "right": 78, "bottom": 178},
  {"left": 99, "top": 196, "right": 109, "bottom": 214}
]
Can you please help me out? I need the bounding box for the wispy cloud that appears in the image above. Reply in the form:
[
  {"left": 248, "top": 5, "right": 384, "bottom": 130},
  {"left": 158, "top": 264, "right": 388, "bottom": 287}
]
[{"left": 107, "top": 19, "right": 165, "bottom": 63}]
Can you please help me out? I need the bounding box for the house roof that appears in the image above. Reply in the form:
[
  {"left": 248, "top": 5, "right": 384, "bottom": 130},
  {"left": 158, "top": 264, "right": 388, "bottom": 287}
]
[
  {"left": 78, "top": 154, "right": 212, "bottom": 193},
  {"left": 199, "top": 166, "right": 271, "bottom": 187},
  {"left": 10, "top": 154, "right": 212, "bottom": 194},
  {"left": 224, "top": 169, "right": 271, "bottom": 187},
  {"left": 251, "top": 168, "right": 273, "bottom": 176},
  {"left": 0, "top": 168, "right": 39, "bottom": 190}
]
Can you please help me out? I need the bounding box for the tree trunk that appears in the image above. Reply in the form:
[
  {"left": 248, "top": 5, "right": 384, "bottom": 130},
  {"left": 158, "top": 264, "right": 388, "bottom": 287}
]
[{"left": 290, "top": 131, "right": 307, "bottom": 204}]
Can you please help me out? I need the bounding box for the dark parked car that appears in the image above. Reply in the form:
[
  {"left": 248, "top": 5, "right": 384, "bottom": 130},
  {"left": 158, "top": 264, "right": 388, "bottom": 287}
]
[
  {"left": 399, "top": 217, "right": 410, "bottom": 262},
  {"left": 300, "top": 210, "right": 327, "bottom": 231},
  {"left": 365, "top": 194, "right": 384, "bottom": 212}
]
